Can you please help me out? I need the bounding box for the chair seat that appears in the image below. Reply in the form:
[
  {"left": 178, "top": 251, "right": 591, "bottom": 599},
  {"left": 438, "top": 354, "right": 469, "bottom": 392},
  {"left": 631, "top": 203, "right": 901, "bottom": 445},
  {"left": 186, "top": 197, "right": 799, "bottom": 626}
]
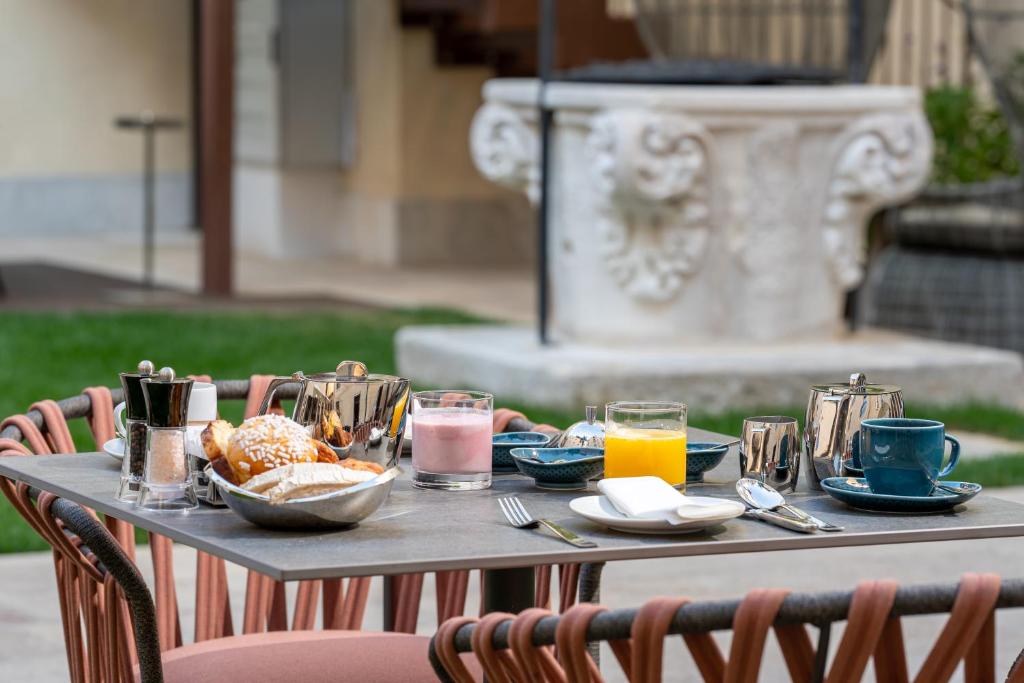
[{"left": 157, "top": 630, "right": 447, "bottom": 682}]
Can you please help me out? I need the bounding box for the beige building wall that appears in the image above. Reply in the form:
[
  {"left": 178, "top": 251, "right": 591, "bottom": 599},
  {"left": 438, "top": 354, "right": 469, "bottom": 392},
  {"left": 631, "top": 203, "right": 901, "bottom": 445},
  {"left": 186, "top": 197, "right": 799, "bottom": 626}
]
[
  {"left": 237, "top": 0, "right": 532, "bottom": 267},
  {"left": 341, "top": 2, "right": 531, "bottom": 267},
  {"left": 0, "top": 0, "right": 191, "bottom": 177},
  {"left": 0, "top": 0, "right": 192, "bottom": 235}
]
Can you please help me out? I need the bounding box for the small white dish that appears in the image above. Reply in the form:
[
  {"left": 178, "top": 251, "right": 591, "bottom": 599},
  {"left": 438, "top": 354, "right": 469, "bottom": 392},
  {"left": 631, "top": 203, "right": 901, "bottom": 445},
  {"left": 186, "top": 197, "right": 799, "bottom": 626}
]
[
  {"left": 569, "top": 495, "right": 744, "bottom": 535},
  {"left": 103, "top": 437, "right": 126, "bottom": 461}
]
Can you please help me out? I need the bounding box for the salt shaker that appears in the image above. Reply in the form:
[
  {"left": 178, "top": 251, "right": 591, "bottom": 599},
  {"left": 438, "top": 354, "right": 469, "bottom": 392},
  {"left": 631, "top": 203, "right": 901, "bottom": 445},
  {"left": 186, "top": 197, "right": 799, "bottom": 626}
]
[
  {"left": 116, "top": 360, "right": 154, "bottom": 501},
  {"left": 137, "top": 367, "right": 197, "bottom": 512}
]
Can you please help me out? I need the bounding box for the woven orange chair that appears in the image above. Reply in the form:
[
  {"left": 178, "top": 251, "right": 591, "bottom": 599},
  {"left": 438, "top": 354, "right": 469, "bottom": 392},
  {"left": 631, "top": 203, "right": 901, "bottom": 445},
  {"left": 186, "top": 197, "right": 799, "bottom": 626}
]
[
  {"left": 434, "top": 574, "right": 1024, "bottom": 683},
  {"left": 0, "top": 381, "right": 587, "bottom": 681},
  {"left": 34, "top": 491, "right": 474, "bottom": 682}
]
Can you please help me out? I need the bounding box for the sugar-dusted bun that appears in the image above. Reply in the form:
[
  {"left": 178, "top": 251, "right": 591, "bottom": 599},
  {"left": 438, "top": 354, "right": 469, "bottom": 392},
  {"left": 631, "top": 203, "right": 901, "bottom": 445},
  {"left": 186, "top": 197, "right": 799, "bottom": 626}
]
[{"left": 226, "top": 414, "right": 317, "bottom": 484}]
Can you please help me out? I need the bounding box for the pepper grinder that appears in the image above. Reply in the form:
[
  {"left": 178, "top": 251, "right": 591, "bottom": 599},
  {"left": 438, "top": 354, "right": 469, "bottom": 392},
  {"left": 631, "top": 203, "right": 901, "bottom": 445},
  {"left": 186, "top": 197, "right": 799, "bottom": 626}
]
[
  {"left": 137, "top": 367, "right": 197, "bottom": 512},
  {"left": 116, "top": 360, "right": 155, "bottom": 501}
]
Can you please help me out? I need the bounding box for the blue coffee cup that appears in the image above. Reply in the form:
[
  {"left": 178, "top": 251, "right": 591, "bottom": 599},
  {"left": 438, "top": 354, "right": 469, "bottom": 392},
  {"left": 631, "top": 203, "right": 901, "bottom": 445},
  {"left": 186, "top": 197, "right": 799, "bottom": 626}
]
[{"left": 859, "top": 418, "right": 960, "bottom": 496}]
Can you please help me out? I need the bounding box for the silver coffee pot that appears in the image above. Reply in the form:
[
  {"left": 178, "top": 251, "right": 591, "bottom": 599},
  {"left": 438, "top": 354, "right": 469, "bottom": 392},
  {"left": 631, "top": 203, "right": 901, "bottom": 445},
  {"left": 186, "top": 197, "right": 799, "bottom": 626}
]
[
  {"left": 804, "top": 373, "right": 904, "bottom": 489},
  {"left": 257, "top": 360, "right": 410, "bottom": 470}
]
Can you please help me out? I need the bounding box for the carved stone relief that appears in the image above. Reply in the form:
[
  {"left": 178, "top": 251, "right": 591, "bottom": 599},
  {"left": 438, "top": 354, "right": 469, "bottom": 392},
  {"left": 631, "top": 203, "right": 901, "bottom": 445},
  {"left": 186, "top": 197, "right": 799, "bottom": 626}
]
[
  {"left": 469, "top": 103, "right": 540, "bottom": 204},
  {"left": 823, "top": 112, "right": 933, "bottom": 289},
  {"left": 584, "top": 110, "right": 712, "bottom": 302}
]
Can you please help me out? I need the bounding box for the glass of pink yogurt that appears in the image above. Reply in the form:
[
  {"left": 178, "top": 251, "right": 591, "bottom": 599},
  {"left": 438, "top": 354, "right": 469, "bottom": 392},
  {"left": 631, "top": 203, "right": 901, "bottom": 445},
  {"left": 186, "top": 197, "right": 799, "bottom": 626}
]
[{"left": 412, "top": 390, "right": 493, "bottom": 490}]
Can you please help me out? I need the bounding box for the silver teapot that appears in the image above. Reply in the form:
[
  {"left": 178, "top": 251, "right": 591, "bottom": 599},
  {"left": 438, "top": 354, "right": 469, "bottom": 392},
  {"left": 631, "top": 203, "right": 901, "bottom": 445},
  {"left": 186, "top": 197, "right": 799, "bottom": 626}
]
[
  {"left": 257, "top": 361, "right": 410, "bottom": 470},
  {"left": 804, "top": 373, "right": 904, "bottom": 489}
]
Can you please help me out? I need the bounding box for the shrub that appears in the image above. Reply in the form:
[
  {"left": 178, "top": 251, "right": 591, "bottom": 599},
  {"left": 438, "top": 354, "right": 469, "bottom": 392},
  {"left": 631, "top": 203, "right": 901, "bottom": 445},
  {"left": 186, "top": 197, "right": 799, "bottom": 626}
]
[{"left": 924, "top": 85, "right": 1019, "bottom": 184}]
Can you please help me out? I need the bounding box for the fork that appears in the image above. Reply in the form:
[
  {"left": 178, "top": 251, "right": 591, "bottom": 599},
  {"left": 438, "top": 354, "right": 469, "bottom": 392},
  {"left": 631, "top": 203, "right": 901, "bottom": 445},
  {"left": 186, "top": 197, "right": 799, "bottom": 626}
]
[{"left": 498, "top": 496, "right": 597, "bottom": 548}]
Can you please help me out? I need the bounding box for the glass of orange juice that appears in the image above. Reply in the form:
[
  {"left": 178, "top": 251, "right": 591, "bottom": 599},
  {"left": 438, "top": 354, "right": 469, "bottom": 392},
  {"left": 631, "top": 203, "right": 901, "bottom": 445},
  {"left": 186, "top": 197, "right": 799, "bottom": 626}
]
[{"left": 604, "top": 401, "right": 688, "bottom": 489}]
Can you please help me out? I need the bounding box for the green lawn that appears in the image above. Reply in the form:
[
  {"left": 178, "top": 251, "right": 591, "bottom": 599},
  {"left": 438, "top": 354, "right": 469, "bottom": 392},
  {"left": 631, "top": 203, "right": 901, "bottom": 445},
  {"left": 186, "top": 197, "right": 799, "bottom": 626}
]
[{"left": 1, "top": 309, "right": 1023, "bottom": 553}]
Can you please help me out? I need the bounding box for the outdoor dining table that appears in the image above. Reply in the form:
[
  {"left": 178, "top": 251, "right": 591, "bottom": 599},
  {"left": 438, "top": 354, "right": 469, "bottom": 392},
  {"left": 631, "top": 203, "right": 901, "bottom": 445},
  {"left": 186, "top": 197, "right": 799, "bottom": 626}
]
[{"left": 5, "top": 427, "right": 1024, "bottom": 624}]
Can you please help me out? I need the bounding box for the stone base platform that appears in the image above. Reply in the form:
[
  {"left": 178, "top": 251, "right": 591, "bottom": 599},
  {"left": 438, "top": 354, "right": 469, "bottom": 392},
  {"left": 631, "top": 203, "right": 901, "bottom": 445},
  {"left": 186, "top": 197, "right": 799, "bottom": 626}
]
[{"left": 396, "top": 325, "right": 1024, "bottom": 413}]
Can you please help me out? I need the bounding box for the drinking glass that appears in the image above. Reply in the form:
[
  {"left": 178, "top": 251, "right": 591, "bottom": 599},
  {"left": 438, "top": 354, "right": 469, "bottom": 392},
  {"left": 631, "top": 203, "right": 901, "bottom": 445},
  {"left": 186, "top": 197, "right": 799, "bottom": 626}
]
[
  {"left": 412, "top": 390, "right": 493, "bottom": 490},
  {"left": 604, "top": 401, "right": 688, "bottom": 489}
]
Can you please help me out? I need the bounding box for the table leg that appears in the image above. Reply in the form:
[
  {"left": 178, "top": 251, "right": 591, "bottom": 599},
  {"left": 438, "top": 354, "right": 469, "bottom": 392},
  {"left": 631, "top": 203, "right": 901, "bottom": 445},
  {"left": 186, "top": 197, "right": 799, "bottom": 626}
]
[
  {"left": 579, "top": 562, "right": 605, "bottom": 666},
  {"left": 382, "top": 575, "right": 396, "bottom": 631},
  {"left": 578, "top": 562, "right": 604, "bottom": 604},
  {"left": 482, "top": 567, "right": 536, "bottom": 614}
]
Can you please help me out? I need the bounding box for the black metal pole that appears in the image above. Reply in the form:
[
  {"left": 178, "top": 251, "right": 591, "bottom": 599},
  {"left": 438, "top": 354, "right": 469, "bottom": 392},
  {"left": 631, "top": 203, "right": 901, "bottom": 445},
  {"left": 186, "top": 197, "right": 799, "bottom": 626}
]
[
  {"left": 482, "top": 567, "right": 536, "bottom": 615},
  {"left": 537, "top": 0, "right": 557, "bottom": 345},
  {"left": 143, "top": 125, "right": 156, "bottom": 289},
  {"left": 847, "top": 0, "right": 866, "bottom": 82},
  {"left": 382, "top": 575, "right": 395, "bottom": 631}
]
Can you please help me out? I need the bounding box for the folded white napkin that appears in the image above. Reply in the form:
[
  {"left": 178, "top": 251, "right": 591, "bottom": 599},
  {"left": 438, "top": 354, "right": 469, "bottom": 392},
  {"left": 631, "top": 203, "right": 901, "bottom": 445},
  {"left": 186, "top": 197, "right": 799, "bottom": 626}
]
[{"left": 598, "top": 477, "right": 739, "bottom": 525}]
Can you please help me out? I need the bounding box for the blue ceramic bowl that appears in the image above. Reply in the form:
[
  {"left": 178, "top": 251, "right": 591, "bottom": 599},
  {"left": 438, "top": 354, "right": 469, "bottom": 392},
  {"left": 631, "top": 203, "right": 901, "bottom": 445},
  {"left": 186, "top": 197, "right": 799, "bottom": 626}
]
[
  {"left": 686, "top": 442, "right": 730, "bottom": 483},
  {"left": 493, "top": 432, "right": 555, "bottom": 472},
  {"left": 510, "top": 447, "right": 605, "bottom": 490}
]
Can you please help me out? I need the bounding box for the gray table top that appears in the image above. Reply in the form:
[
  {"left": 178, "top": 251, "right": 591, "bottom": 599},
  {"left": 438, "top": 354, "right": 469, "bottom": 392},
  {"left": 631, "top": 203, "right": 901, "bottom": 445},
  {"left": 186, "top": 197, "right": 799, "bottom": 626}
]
[{"left": 4, "top": 429, "right": 1024, "bottom": 582}]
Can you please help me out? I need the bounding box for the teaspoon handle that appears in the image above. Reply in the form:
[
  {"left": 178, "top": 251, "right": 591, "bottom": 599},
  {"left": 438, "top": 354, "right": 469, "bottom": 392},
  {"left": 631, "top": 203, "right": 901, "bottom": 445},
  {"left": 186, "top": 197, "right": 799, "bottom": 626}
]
[{"left": 744, "top": 508, "right": 818, "bottom": 534}]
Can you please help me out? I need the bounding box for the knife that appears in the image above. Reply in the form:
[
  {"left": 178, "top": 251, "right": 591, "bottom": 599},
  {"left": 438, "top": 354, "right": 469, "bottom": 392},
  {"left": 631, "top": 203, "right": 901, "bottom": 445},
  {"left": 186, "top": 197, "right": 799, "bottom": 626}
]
[
  {"left": 778, "top": 503, "right": 844, "bottom": 532},
  {"left": 743, "top": 508, "right": 818, "bottom": 534}
]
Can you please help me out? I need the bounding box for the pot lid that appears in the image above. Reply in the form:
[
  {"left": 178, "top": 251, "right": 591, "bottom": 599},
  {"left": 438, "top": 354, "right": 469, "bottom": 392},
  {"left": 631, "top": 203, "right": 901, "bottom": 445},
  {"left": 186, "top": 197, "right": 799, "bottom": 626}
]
[
  {"left": 811, "top": 372, "right": 901, "bottom": 396},
  {"left": 303, "top": 361, "right": 406, "bottom": 384}
]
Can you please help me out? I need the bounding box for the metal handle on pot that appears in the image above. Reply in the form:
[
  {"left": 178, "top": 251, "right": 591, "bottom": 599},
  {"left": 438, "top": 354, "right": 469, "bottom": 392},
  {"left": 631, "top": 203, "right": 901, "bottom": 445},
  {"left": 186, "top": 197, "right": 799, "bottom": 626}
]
[
  {"left": 831, "top": 373, "right": 865, "bottom": 473},
  {"left": 740, "top": 426, "right": 768, "bottom": 481},
  {"left": 750, "top": 427, "right": 766, "bottom": 478},
  {"left": 256, "top": 372, "right": 304, "bottom": 416},
  {"left": 815, "top": 375, "right": 865, "bottom": 471}
]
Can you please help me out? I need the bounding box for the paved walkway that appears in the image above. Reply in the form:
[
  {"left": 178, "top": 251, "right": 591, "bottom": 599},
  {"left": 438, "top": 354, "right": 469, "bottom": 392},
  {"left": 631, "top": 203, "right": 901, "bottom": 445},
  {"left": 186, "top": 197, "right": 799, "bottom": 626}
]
[
  {"left": 3, "top": 487, "right": 1024, "bottom": 681},
  {"left": 954, "top": 430, "right": 1024, "bottom": 460},
  {"left": 0, "top": 233, "right": 535, "bottom": 323}
]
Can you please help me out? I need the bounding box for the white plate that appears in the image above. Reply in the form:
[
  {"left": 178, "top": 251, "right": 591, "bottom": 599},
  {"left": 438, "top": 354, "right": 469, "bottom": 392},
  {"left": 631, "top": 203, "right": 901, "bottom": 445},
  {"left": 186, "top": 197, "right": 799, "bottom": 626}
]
[
  {"left": 569, "top": 495, "right": 744, "bottom": 535},
  {"left": 103, "top": 437, "right": 125, "bottom": 461}
]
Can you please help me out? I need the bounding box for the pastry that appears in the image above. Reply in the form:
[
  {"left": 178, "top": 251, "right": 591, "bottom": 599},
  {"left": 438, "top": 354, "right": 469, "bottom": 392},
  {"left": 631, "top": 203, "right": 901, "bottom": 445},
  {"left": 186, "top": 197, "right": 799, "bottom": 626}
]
[
  {"left": 241, "top": 459, "right": 385, "bottom": 495},
  {"left": 201, "top": 420, "right": 235, "bottom": 461},
  {"left": 265, "top": 463, "right": 378, "bottom": 504},
  {"left": 314, "top": 440, "right": 340, "bottom": 464},
  {"left": 241, "top": 463, "right": 299, "bottom": 494},
  {"left": 225, "top": 414, "right": 318, "bottom": 484},
  {"left": 209, "top": 455, "right": 237, "bottom": 486},
  {"left": 339, "top": 458, "right": 384, "bottom": 475}
]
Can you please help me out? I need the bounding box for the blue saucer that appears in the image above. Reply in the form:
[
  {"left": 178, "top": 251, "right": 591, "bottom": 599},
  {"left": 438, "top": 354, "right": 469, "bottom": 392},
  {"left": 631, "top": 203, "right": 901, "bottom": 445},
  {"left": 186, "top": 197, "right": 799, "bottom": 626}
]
[
  {"left": 821, "top": 477, "right": 981, "bottom": 514},
  {"left": 493, "top": 432, "right": 554, "bottom": 472}
]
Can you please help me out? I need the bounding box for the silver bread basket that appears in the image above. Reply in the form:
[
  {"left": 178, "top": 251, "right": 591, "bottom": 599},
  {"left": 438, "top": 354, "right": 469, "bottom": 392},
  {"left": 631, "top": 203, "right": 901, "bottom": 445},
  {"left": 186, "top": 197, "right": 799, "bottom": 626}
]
[{"left": 208, "top": 464, "right": 400, "bottom": 530}]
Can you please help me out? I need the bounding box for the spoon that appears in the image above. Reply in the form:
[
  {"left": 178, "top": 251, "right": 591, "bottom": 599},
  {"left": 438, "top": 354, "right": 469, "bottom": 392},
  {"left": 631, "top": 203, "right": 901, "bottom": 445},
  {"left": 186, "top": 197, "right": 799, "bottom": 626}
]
[
  {"left": 691, "top": 439, "right": 740, "bottom": 450},
  {"left": 930, "top": 481, "right": 976, "bottom": 495},
  {"left": 736, "top": 478, "right": 844, "bottom": 532},
  {"left": 903, "top": 450, "right": 976, "bottom": 496}
]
